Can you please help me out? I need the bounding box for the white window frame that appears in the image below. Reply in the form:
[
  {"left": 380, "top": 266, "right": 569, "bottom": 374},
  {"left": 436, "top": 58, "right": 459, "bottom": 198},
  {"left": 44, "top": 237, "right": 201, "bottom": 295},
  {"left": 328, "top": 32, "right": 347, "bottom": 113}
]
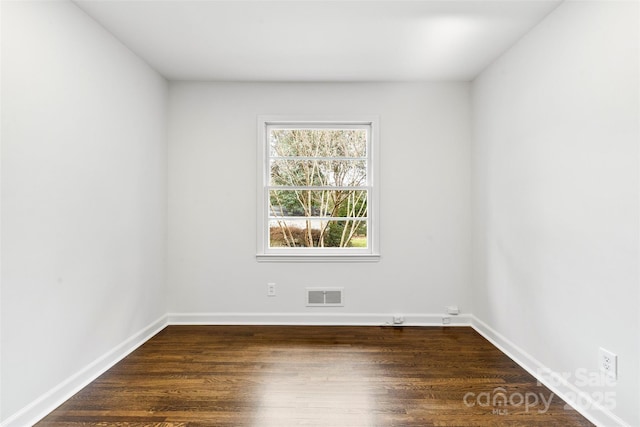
[{"left": 256, "top": 115, "right": 380, "bottom": 262}]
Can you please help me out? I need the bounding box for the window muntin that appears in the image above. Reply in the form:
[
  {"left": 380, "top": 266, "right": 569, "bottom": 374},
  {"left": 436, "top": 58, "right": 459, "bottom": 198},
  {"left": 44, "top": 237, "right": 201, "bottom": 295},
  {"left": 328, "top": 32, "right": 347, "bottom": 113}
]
[{"left": 258, "top": 118, "right": 379, "bottom": 261}]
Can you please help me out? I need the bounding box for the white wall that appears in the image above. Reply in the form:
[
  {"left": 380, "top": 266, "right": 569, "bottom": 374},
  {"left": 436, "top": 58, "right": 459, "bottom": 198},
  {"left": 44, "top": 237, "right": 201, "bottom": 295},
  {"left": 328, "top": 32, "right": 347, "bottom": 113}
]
[
  {"left": 1, "top": 1, "right": 168, "bottom": 423},
  {"left": 471, "top": 1, "right": 639, "bottom": 425},
  {"left": 168, "top": 82, "right": 471, "bottom": 321}
]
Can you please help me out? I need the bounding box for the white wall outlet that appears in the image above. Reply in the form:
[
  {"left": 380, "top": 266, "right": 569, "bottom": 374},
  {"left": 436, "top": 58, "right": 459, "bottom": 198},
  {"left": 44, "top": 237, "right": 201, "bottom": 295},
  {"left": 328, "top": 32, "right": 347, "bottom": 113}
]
[
  {"left": 599, "top": 347, "right": 617, "bottom": 379},
  {"left": 392, "top": 315, "right": 404, "bottom": 325},
  {"left": 446, "top": 305, "right": 460, "bottom": 315},
  {"left": 267, "top": 282, "right": 276, "bottom": 297}
]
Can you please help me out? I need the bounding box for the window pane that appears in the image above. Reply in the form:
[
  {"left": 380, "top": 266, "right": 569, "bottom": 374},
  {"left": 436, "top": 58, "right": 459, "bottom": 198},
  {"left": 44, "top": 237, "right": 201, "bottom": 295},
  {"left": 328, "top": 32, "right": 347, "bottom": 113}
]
[
  {"left": 269, "top": 190, "right": 367, "bottom": 218},
  {"left": 270, "top": 159, "right": 366, "bottom": 187},
  {"left": 269, "top": 219, "right": 367, "bottom": 248},
  {"left": 259, "top": 117, "right": 378, "bottom": 259},
  {"left": 270, "top": 129, "right": 367, "bottom": 158}
]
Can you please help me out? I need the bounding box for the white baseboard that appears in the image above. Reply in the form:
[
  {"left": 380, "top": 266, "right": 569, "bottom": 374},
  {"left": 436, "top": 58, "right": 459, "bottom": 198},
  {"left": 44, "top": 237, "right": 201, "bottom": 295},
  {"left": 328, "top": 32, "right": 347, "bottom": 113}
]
[
  {"left": 1, "top": 315, "right": 168, "bottom": 427},
  {"left": 167, "top": 312, "right": 472, "bottom": 326},
  {"left": 470, "top": 315, "right": 628, "bottom": 427}
]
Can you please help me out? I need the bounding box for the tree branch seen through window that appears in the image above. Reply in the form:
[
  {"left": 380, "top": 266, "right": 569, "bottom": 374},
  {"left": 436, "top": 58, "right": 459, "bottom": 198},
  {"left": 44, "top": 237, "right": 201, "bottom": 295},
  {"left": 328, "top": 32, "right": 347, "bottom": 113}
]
[{"left": 268, "top": 128, "right": 368, "bottom": 248}]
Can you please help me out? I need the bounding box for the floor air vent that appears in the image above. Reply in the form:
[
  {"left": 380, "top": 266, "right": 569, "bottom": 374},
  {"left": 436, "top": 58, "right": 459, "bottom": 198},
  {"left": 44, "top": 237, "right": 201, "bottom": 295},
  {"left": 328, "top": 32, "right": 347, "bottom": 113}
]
[{"left": 306, "top": 288, "right": 344, "bottom": 307}]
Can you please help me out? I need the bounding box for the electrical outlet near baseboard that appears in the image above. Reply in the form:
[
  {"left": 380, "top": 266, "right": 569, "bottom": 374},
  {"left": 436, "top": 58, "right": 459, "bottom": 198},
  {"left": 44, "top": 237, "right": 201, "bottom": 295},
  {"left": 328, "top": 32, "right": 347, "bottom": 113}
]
[
  {"left": 598, "top": 347, "right": 617, "bottom": 380},
  {"left": 267, "top": 283, "right": 276, "bottom": 297}
]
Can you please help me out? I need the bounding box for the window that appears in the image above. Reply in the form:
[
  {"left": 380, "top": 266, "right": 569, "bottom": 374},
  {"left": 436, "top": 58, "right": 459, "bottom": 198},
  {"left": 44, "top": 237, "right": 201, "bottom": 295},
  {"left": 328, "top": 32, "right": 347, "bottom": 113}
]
[{"left": 257, "top": 116, "right": 379, "bottom": 262}]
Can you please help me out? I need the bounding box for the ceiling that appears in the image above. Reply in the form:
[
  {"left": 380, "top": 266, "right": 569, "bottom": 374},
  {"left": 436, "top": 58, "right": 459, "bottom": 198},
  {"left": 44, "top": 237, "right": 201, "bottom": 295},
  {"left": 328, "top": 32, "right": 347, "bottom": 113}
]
[{"left": 73, "top": 0, "right": 562, "bottom": 82}]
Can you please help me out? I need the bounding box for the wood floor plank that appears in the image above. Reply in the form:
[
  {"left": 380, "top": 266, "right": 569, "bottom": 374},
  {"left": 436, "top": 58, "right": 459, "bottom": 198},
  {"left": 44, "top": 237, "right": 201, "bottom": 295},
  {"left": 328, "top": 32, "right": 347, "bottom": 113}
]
[{"left": 36, "top": 326, "right": 594, "bottom": 426}]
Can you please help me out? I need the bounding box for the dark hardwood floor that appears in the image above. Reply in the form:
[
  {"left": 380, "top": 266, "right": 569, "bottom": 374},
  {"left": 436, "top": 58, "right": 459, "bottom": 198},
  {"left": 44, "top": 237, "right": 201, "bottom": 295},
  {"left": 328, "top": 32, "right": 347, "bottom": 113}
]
[{"left": 37, "top": 326, "right": 594, "bottom": 426}]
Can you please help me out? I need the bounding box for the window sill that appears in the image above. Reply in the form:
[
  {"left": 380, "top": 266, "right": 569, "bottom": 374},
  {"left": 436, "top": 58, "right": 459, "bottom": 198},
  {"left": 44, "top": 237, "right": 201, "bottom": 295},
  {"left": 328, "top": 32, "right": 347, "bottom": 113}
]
[{"left": 256, "top": 254, "right": 381, "bottom": 263}]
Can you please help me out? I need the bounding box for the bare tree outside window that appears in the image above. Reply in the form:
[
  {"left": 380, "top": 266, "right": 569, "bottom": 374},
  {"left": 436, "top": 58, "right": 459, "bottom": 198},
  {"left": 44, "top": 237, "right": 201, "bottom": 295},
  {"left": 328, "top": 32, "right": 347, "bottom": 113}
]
[{"left": 268, "top": 128, "right": 369, "bottom": 248}]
